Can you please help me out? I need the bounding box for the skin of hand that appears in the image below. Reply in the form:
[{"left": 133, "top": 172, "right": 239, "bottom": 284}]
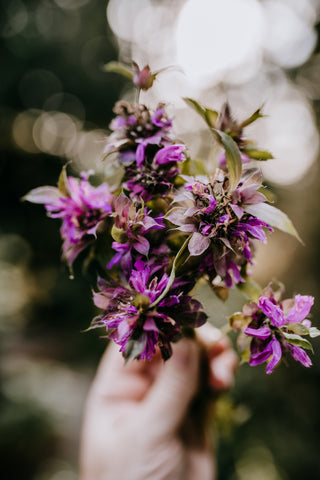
[{"left": 79, "top": 324, "right": 238, "bottom": 480}]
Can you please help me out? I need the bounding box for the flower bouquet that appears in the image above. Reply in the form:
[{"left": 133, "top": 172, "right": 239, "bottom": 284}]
[{"left": 24, "top": 63, "right": 319, "bottom": 374}]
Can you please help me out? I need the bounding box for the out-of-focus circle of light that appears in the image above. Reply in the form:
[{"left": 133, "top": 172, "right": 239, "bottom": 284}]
[
  {"left": 262, "top": 0, "right": 317, "bottom": 68},
  {"left": 33, "top": 112, "right": 77, "bottom": 157},
  {"left": 107, "top": 0, "right": 151, "bottom": 43},
  {"left": 35, "top": 3, "right": 80, "bottom": 41},
  {"left": 72, "top": 130, "right": 107, "bottom": 172},
  {"left": 252, "top": 89, "right": 319, "bottom": 186},
  {"left": 12, "top": 110, "right": 40, "bottom": 153},
  {"left": 43, "top": 93, "right": 85, "bottom": 124},
  {"left": 2, "top": 0, "right": 28, "bottom": 38},
  {"left": 175, "top": 0, "right": 263, "bottom": 86},
  {"left": 54, "top": 0, "right": 89, "bottom": 10}
]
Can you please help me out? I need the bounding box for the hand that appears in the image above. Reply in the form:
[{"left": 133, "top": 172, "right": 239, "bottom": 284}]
[{"left": 79, "top": 325, "right": 238, "bottom": 480}]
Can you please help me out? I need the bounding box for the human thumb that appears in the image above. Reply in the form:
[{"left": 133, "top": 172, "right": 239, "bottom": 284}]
[{"left": 142, "top": 338, "right": 200, "bottom": 439}]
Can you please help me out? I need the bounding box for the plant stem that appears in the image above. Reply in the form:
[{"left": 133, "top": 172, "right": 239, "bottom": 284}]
[{"left": 149, "top": 236, "right": 190, "bottom": 309}]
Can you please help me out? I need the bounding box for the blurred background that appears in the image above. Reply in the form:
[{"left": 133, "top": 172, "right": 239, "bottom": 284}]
[{"left": 1, "top": 0, "right": 320, "bottom": 478}]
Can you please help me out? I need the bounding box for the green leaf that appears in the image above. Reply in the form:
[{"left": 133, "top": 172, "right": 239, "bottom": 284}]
[
  {"left": 205, "top": 108, "right": 219, "bottom": 128},
  {"left": 240, "top": 107, "right": 264, "bottom": 129},
  {"left": 183, "top": 97, "right": 207, "bottom": 120},
  {"left": 215, "top": 130, "right": 242, "bottom": 191},
  {"left": 281, "top": 332, "right": 313, "bottom": 351},
  {"left": 22, "top": 186, "right": 61, "bottom": 204},
  {"left": 287, "top": 323, "right": 310, "bottom": 336},
  {"left": 102, "top": 61, "right": 134, "bottom": 81},
  {"left": 189, "top": 158, "right": 209, "bottom": 176},
  {"left": 58, "top": 165, "right": 70, "bottom": 197},
  {"left": 244, "top": 203, "right": 303, "bottom": 243},
  {"left": 237, "top": 278, "right": 262, "bottom": 302},
  {"left": 309, "top": 327, "right": 320, "bottom": 338},
  {"left": 111, "top": 225, "right": 125, "bottom": 243},
  {"left": 242, "top": 148, "right": 273, "bottom": 161},
  {"left": 183, "top": 97, "right": 218, "bottom": 128}
]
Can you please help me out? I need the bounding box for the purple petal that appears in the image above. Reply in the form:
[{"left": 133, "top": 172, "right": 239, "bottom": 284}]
[
  {"left": 136, "top": 143, "right": 146, "bottom": 167},
  {"left": 285, "top": 294, "right": 314, "bottom": 323},
  {"left": 249, "top": 341, "right": 273, "bottom": 366},
  {"left": 245, "top": 326, "right": 271, "bottom": 340},
  {"left": 154, "top": 144, "right": 185, "bottom": 165},
  {"left": 265, "top": 338, "right": 282, "bottom": 374},
  {"left": 143, "top": 317, "right": 159, "bottom": 332},
  {"left": 203, "top": 195, "right": 217, "bottom": 214},
  {"left": 258, "top": 296, "right": 285, "bottom": 327},
  {"left": 289, "top": 344, "right": 312, "bottom": 367},
  {"left": 230, "top": 203, "right": 244, "bottom": 219},
  {"left": 107, "top": 252, "right": 122, "bottom": 269},
  {"left": 133, "top": 236, "right": 150, "bottom": 255}
]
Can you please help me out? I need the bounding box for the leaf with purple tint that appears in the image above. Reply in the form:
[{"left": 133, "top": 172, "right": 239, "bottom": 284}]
[
  {"left": 188, "top": 232, "right": 210, "bottom": 256},
  {"left": 22, "top": 186, "right": 61, "bottom": 204},
  {"left": 244, "top": 203, "right": 303, "bottom": 243}
]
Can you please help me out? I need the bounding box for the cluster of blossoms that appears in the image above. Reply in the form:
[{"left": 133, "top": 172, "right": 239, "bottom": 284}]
[
  {"left": 231, "top": 284, "right": 316, "bottom": 373},
  {"left": 105, "top": 100, "right": 185, "bottom": 201},
  {"left": 24, "top": 171, "right": 114, "bottom": 266},
  {"left": 25, "top": 62, "right": 319, "bottom": 370},
  {"left": 92, "top": 259, "right": 207, "bottom": 361},
  {"left": 167, "top": 168, "right": 271, "bottom": 289}
]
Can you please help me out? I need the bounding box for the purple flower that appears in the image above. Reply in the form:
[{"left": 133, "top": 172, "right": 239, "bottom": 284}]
[
  {"left": 124, "top": 144, "right": 186, "bottom": 201},
  {"left": 239, "top": 288, "right": 315, "bottom": 373},
  {"left": 104, "top": 101, "right": 173, "bottom": 163},
  {"left": 103, "top": 101, "right": 185, "bottom": 201},
  {"left": 91, "top": 259, "right": 207, "bottom": 360},
  {"left": 107, "top": 194, "right": 164, "bottom": 276},
  {"left": 24, "top": 172, "right": 113, "bottom": 266},
  {"left": 167, "top": 168, "right": 272, "bottom": 288}
]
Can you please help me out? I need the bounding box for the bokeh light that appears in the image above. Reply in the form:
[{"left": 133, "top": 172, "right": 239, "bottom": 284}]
[{"left": 175, "top": 0, "right": 263, "bottom": 86}]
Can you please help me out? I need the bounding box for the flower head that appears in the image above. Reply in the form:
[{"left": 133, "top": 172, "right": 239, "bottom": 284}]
[
  {"left": 231, "top": 285, "right": 316, "bottom": 374},
  {"left": 104, "top": 102, "right": 186, "bottom": 200},
  {"left": 24, "top": 172, "right": 113, "bottom": 265},
  {"left": 124, "top": 144, "right": 186, "bottom": 201},
  {"left": 167, "top": 168, "right": 271, "bottom": 288},
  {"left": 107, "top": 194, "right": 164, "bottom": 276},
  {"left": 92, "top": 259, "right": 207, "bottom": 360},
  {"left": 104, "top": 101, "right": 173, "bottom": 162}
]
